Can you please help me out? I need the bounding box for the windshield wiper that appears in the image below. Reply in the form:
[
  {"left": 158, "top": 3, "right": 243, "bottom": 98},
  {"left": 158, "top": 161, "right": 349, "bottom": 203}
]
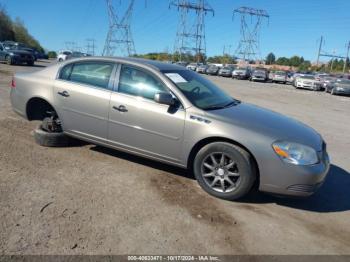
[{"left": 203, "top": 100, "right": 241, "bottom": 111}]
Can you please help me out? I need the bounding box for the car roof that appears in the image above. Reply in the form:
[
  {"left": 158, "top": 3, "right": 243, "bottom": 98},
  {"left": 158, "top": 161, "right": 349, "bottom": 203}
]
[{"left": 66, "top": 56, "right": 187, "bottom": 71}]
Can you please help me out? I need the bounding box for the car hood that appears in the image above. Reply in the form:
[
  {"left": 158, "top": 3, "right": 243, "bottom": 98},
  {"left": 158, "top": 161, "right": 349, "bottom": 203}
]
[{"left": 205, "top": 103, "right": 323, "bottom": 151}]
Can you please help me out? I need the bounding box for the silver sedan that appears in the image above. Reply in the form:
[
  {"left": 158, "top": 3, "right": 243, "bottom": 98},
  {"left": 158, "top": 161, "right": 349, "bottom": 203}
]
[{"left": 10, "top": 57, "right": 330, "bottom": 200}]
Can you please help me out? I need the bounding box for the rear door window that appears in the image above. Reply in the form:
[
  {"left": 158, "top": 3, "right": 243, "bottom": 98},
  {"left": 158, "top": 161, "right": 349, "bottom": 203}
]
[{"left": 60, "top": 62, "right": 114, "bottom": 89}]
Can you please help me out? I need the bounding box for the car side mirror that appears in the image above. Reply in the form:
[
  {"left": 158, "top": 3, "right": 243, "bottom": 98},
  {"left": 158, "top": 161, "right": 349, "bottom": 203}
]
[{"left": 154, "top": 92, "right": 175, "bottom": 106}]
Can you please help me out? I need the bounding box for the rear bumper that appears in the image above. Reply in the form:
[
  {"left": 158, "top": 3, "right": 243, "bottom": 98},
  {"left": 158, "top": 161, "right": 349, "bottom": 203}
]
[
  {"left": 259, "top": 151, "right": 330, "bottom": 197},
  {"left": 273, "top": 78, "right": 286, "bottom": 82}
]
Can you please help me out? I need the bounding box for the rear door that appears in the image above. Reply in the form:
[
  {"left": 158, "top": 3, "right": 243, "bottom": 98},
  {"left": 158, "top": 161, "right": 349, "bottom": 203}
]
[
  {"left": 54, "top": 61, "right": 117, "bottom": 141},
  {"left": 108, "top": 64, "right": 185, "bottom": 163}
]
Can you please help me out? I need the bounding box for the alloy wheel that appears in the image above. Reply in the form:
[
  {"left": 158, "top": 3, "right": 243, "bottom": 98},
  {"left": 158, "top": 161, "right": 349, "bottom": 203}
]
[{"left": 201, "top": 152, "right": 241, "bottom": 193}]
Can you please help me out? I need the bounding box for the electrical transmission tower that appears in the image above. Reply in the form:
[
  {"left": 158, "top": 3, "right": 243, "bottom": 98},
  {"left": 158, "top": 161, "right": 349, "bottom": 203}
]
[
  {"left": 233, "top": 7, "right": 269, "bottom": 63},
  {"left": 65, "top": 41, "right": 77, "bottom": 51},
  {"left": 102, "top": 0, "right": 136, "bottom": 57},
  {"left": 170, "top": 0, "right": 214, "bottom": 63},
  {"left": 316, "top": 36, "right": 349, "bottom": 73},
  {"left": 86, "top": 38, "right": 96, "bottom": 56}
]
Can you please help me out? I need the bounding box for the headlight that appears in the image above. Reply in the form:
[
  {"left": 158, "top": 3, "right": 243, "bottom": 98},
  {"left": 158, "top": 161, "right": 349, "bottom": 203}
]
[
  {"left": 9, "top": 52, "right": 15, "bottom": 56},
  {"left": 272, "top": 141, "right": 319, "bottom": 165}
]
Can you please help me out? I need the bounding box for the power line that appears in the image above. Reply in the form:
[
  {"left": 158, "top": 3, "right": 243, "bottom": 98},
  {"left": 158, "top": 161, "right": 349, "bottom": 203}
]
[
  {"left": 170, "top": 0, "right": 214, "bottom": 63},
  {"left": 233, "top": 6, "right": 269, "bottom": 62},
  {"left": 102, "top": 0, "right": 136, "bottom": 57}
]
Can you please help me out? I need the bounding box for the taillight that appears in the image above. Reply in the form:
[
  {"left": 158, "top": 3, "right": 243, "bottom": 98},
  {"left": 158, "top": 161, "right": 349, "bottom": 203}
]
[{"left": 11, "top": 77, "right": 16, "bottom": 88}]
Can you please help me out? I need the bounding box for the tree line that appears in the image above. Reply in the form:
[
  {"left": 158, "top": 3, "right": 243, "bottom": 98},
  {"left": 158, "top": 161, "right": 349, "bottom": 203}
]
[
  {"left": 266, "top": 52, "right": 349, "bottom": 72},
  {"left": 0, "top": 5, "right": 44, "bottom": 53}
]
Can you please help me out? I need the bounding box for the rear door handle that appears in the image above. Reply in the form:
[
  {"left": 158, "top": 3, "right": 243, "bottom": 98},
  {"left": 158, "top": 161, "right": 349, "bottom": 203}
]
[
  {"left": 57, "top": 91, "right": 70, "bottom": 97},
  {"left": 113, "top": 105, "right": 128, "bottom": 112}
]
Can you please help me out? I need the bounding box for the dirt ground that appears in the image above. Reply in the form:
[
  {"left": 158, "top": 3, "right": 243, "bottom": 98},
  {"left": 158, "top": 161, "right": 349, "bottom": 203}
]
[{"left": 0, "top": 60, "right": 350, "bottom": 255}]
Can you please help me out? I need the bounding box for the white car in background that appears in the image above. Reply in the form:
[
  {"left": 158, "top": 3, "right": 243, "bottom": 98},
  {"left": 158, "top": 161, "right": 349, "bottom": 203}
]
[
  {"left": 294, "top": 75, "right": 322, "bottom": 91},
  {"left": 57, "top": 50, "right": 73, "bottom": 62},
  {"left": 186, "top": 63, "right": 200, "bottom": 71},
  {"left": 272, "top": 71, "right": 288, "bottom": 84}
]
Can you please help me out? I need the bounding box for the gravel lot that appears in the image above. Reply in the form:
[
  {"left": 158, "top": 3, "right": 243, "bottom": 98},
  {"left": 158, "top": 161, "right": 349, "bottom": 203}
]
[{"left": 0, "top": 60, "right": 350, "bottom": 255}]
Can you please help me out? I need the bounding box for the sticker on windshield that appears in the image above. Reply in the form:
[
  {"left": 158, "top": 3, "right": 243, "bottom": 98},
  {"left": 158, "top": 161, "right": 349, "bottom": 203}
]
[{"left": 165, "top": 73, "right": 187, "bottom": 83}]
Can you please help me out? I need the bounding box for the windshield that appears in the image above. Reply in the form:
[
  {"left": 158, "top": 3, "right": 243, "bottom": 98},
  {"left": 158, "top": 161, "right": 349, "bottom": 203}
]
[
  {"left": 236, "top": 67, "right": 247, "bottom": 70},
  {"left": 275, "top": 71, "right": 286, "bottom": 75},
  {"left": 162, "top": 69, "right": 237, "bottom": 110},
  {"left": 3, "top": 43, "right": 16, "bottom": 50}
]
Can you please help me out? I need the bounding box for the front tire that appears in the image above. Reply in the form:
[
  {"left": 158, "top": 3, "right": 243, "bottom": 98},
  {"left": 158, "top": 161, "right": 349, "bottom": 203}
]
[
  {"left": 193, "top": 142, "right": 257, "bottom": 200},
  {"left": 6, "top": 55, "right": 13, "bottom": 65}
]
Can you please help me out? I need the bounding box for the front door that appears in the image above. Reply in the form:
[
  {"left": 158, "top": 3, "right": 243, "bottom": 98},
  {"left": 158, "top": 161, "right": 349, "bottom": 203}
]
[
  {"left": 108, "top": 65, "right": 185, "bottom": 163},
  {"left": 54, "top": 61, "right": 116, "bottom": 141}
]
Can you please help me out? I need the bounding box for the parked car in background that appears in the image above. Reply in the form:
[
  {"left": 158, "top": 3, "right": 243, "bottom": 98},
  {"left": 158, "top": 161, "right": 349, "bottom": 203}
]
[
  {"left": 325, "top": 78, "right": 350, "bottom": 95},
  {"left": 218, "top": 66, "right": 235, "bottom": 77},
  {"left": 57, "top": 50, "right": 73, "bottom": 62},
  {"left": 291, "top": 73, "right": 307, "bottom": 86},
  {"left": 321, "top": 76, "right": 337, "bottom": 90},
  {"left": 186, "top": 63, "right": 199, "bottom": 71},
  {"left": 294, "top": 75, "right": 322, "bottom": 91},
  {"left": 66, "top": 51, "right": 86, "bottom": 60},
  {"left": 175, "top": 61, "right": 188, "bottom": 67},
  {"left": 315, "top": 73, "right": 330, "bottom": 82},
  {"left": 272, "top": 71, "right": 288, "bottom": 84},
  {"left": 287, "top": 72, "right": 294, "bottom": 84},
  {"left": 206, "top": 65, "right": 220, "bottom": 75},
  {"left": 10, "top": 57, "right": 330, "bottom": 200},
  {"left": 250, "top": 68, "right": 268, "bottom": 82},
  {"left": 0, "top": 42, "right": 35, "bottom": 66},
  {"left": 196, "top": 65, "right": 208, "bottom": 74},
  {"left": 232, "top": 66, "right": 251, "bottom": 80}
]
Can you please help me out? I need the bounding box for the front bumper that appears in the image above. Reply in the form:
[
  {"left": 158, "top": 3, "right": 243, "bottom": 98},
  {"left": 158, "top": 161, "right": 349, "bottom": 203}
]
[
  {"left": 12, "top": 54, "right": 34, "bottom": 64},
  {"left": 252, "top": 76, "right": 266, "bottom": 81},
  {"left": 296, "top": 82, "right": 322, "bottom": 90},
  {"left": 233, "top": 74, "right": 248, "bottom": 79},
  {"left": 219, "top": 72, "right": 232, "bottom": 77},
  {"left": 334, "top": 88, "right": 350, "bottom": 95},
  {"left": 259, "top": 150, "right": 330, "bottom": 197}
]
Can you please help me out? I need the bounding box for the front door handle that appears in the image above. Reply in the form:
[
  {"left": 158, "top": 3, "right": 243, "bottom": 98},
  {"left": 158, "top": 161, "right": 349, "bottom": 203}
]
[
  {"left": 113, "top": 105, "right": 128, "bottom": 112},
  {"left": 57, "top": 91, "right": 70, "bottom": 97}
]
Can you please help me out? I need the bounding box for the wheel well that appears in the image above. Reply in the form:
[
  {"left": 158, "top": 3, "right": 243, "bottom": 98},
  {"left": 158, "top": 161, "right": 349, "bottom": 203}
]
[
  {"left": 26, "top": 98, "right": 56, "bottom": 121},
  {"left": 187, "top": 137, "right": 260, "bottom": 185}
]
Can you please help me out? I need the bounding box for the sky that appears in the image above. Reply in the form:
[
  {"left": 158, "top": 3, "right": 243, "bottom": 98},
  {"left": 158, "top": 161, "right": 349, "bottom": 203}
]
[{"left": 1, "top": 0, "right": 350, "bottom": 62}]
